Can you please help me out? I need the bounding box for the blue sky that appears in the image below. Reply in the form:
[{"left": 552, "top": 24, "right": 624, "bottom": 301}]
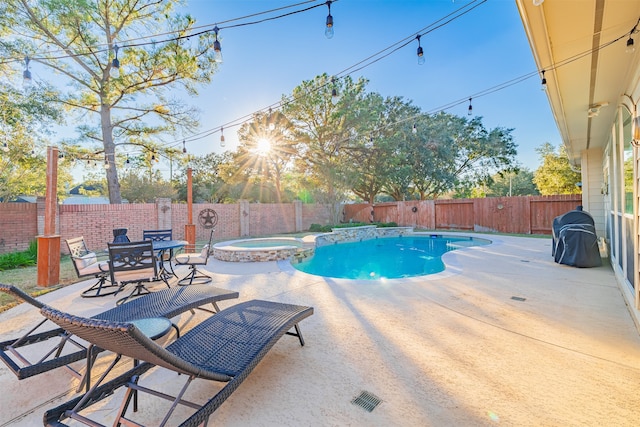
[{"left": 170, "top": 0, "right": 560, "bottom": 173}]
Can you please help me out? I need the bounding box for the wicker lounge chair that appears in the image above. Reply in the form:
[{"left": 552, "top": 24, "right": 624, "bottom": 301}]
[
  {"left": 42, "top": 299, "right": 313, "bottom": 427},
  {"left": 0, "top": 283, "right": 239, "bottom": 382}
]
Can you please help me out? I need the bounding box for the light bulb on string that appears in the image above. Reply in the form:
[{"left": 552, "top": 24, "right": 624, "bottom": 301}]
[
  {"left": 125, "top": 154, "right": 130, "bottom": 165},
  {"left": 627, "top": 37, "right": 635, "bottom": 54},
  {"left": 182, "top": 140, "right": 187, "bottom": 154},
  {"left": 468, "top": 98, "right": 473, "bottom": 116},
  {"left": 412, "top": 124, "right": 418, "bottom": 134},
  {"left": 541, "top": 70, "right": 547, "bottom": 91},
  {"left": 104, "top": 158, "right": 110, "bottom": 169},
  {"left": 213, "top": 26, "right": 223, "bottom": 63},
  {"left": 325, "top": 1, "right": 334, "bottom": 39},
  {"left": 111, "top": 45, "right": 120, "bottom": 78},
  {"left": 23, "top": 57, "right": 32, "bottom": 88},
  {"left": 416, "top": 35, "right": 425, "bottom": 65},
  {"left": 2, "top": 142, "right": 8, "bottom": 152},
  {"left": 268, "top": 108, "right": 275, "bottom": 131},
  {"left": 220, "top": 127, "right": 226, "bottom": 147}
]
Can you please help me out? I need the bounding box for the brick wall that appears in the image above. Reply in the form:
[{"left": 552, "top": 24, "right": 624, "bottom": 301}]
[
  {"left": 0, "top": 203, "right": 37, "bottom": 253},
  {"left": 0, "top": 201, "right": 335, "bottom": 255}
]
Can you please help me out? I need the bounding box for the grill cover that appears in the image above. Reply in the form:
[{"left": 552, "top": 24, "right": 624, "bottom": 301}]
[{"left": 552, "top": 210, "right": 601, "bottom": 268}]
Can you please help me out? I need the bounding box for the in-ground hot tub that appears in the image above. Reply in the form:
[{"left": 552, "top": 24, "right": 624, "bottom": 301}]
[{"left": 212, "top": 237, "right": 313, "bottom": 262}]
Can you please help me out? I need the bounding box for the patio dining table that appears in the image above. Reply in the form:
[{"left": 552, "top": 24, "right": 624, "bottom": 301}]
[{"left": 152, "top": 240, "right": 188, "bottom": 279}]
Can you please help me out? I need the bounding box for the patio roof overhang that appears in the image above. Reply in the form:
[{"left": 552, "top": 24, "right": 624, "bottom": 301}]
[{"left": 516, "top": 0, "right": 640, "bottom": 167}]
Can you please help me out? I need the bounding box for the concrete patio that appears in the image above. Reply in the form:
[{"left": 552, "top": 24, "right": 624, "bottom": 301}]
[{"left": 1, "top": 233, "right": 639, "bottom": 426}]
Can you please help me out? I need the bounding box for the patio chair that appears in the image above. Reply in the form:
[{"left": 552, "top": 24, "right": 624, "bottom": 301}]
[
  {"left": 175, "top": 229, "right": 214, "bottom": 286},
  {"left": 112, "top": 228, "right": 130, "bottom": 243},
  {"left": 65, "top": 236, "right": 120, "bottom": 298},
  {"left": 0, "top": 283, "right": 239, "bottom": 382},
  {"left": 108, "top": 240, "right": 169, "bottom": 305},
  {"left": 42, "top": 299, "right": 313, "bottom": 427}
]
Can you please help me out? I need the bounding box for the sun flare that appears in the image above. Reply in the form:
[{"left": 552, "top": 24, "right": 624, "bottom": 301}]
[{"left": 255, "top": 138, "right": 271, "bottom": 156}]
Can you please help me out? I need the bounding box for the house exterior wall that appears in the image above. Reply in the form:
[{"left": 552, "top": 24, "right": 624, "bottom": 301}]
[{"left": 581, "top": 148, "right": 605, "bottom": 237}]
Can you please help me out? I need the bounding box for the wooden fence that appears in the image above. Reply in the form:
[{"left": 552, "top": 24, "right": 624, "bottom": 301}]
[{"left": 343, "top": 195, "right": 583, "bottom": 235}]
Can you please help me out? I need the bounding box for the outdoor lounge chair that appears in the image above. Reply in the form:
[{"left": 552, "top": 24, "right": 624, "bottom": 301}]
[
  {"left": 175, "top": 229, "right": 214, "bottom": 286},
  {"left": 42, "top": 299, "right": 313, "bottom": 427},
  {"left": 65, "top": 236, "right": 120, "bottom": 298},
  {"left": 0, "top": 283, "right": 239, "bottom": 383}
]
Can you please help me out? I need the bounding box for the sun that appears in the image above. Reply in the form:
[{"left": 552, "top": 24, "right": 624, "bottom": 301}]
[{"left": 255, "top": 138, "right": 271, "bottom": 156}]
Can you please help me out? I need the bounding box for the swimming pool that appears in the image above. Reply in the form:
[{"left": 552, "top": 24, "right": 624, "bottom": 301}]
[{"left": 293, "top": 235, "right": 490, "bottom": 280}]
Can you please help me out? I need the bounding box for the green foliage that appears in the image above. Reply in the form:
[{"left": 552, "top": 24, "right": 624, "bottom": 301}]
[
  {"left": 0, "top": 241, "right": 37, "bottom": 271},
  {"left": 533, "top": 143, "right": 582, "bottom": 195},
  {"left": 0, "top": 0, "right": 220, "bottom": 203}
]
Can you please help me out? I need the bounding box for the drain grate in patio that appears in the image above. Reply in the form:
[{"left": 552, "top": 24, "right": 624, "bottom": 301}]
[
  {"left": 351, "top": 390, "right": 382, "bottom": 412},
  {"left": 511, "top": 296, "right": 526, "bottom": 301}
]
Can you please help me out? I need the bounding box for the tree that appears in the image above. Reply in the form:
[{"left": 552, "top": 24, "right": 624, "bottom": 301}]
[
  {"left": 462, "top": 168, "right": 538, "bottom": 198},
  {"left": 0, "top": 83, "right": 73, "bottom": 202},
  {"left": 533, "top": 143, "right": 581, "bottom": 195},
  {"left": 235, "top": 110, "right": 297, "bottom": 203},
  {"left": 173, "top": 152, "right": 235, "bottom": 203},
  {"left": 1, "top": 0, "right": 219, "bottom": 203},
  {"left": 282, "top": 74, "right": 369, "bottom": 219}
]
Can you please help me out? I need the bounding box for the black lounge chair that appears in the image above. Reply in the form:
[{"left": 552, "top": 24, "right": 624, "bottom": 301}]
[
  {"left": 0, "top": 283, "right": 239, "bottom": 382},
  {"left": 42, "top": 299, "right": 313, "bottom": 427}
]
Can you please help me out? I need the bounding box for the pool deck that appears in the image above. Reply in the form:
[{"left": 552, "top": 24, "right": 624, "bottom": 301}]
[{"left": 1, "top": 233, "right": 640, "bottom": 426}]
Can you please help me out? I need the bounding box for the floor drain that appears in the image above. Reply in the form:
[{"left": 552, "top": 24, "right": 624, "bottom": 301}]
[
  {"left": 511, "top": 296, "right": 526, "bottom": 301},
  {"left": 351, "top": 391, "right": 382, "bottom": 412}
]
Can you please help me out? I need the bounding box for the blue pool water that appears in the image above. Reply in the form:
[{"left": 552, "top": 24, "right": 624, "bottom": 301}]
[{"left": 293, "top": 235, "right": 490, "bottom": 280}]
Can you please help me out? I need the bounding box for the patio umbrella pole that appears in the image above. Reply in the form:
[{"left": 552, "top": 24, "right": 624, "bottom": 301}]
[
  {"left": 184, "top": 168, "right": 195, "bottom": 252},
  {"left": 37, "top": 146, "right": 60, "bottom": 287}
]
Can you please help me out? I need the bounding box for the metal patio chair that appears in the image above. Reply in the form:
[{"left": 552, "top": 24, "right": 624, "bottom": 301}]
[
  {"left": 175, "top": 229, "right": 214, "bottom": 286},
  {"left": 108, "top": 240, "right": 170, "bottom": 305},
  {"left": 65, "top": 236, "right": 119, "bottom": 298}
]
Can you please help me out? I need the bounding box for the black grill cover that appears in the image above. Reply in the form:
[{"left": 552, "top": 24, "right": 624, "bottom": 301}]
[{"left": 552, "top": 210, "right": 601, "bottom": 268}]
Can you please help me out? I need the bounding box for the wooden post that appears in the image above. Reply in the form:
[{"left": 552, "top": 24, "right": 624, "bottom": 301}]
[
  {"left": 184, "top": 168, "right": 196, "bottom": 252},
  {"left": 37, "top": 146, "right": 60, "bottom": 287}
]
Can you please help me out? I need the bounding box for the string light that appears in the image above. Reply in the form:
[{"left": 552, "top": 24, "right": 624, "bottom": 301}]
[
  {"left": 2, "top": 142, "right": 8, "bottom": 152},
  {"left": 325, "top": 1, "right": 334, "bottom": 39},
  {"left": 23, "top": 57, "right": 32, "bottom": 88},
  {"left": 213, "top": 26, "right": 223, "bottom": 63},
  {"left": 416, "top": 35, "right": 425, "bottom": 65},
  {"left": 220, "top": 126, "right": 225, "bottom": 147},
  {"left": 468, "top": 98, "right": 472, "bottom": 116},
  {"left": 268, "top": 107, "right": 275, "bottom": 130},
  {"left": 104, "top": 157, "right": 110, "bottom": 169},
  {"left": 111, "top": 45, "right": 120, "bottom": 78},
  {"left": 125, "top": 154, "right": 130, "bottom": 164},
  {"left": 412, "top": 123, "right": 417, "bottom": 134},
  {"left": 182, "top": 140, "right": 187, "bottom": 153},
  {"left": 540, "top": 70, "right": 547, "bottom": 91},
  {"left": 627, "top": 37, "right": 635, "bottom": 53},
  {"left": 331, "top": 77, "right": 339, "bottom": 105}
]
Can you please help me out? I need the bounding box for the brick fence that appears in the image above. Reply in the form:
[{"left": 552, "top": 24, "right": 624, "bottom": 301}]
[
  {"left": 0, "top": 199, "right": 334, "bottom": 255},
  {"left": 0, "top": 195, "right": 581, "bottom": 255}
]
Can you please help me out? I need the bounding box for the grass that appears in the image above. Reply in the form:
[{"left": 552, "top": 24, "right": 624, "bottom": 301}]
[{"left": 0, "top": 256, "right": 78, "bottom": 313}]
